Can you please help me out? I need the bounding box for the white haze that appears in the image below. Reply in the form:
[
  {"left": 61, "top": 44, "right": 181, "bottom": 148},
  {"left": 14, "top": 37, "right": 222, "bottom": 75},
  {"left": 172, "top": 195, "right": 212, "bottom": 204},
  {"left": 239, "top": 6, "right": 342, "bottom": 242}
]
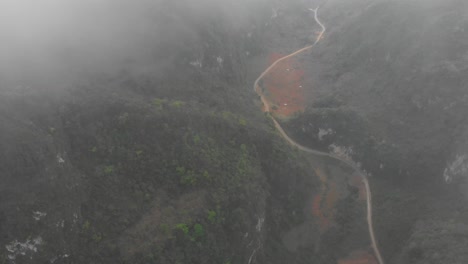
[
  {"left": 0, "top": 0, "right": 264, "bottom": 90},
  {"left": 0, "top": 0, "right": 173, "bottom": 87}
]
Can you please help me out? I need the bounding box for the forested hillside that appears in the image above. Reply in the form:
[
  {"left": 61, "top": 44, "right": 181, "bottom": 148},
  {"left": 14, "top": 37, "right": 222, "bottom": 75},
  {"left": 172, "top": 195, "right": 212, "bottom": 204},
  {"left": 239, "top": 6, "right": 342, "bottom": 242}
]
[{"left": 1, "top": 0, "right": 468, "bottom": 263}]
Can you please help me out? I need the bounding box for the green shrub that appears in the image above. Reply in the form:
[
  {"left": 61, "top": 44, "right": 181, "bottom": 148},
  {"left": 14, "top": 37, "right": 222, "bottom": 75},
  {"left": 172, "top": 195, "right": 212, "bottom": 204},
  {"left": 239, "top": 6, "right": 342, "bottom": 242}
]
[
  {"left": 82, "top": 220, "right": 91, "bottom": 231},
  {"left": 176, "top": 166, "right": 186, "bottom": 175},
  {"left": 104, "top": 165, "right": 115, "bottom": 174},
  {"left": 153, "top": 98, "right": 168, "bottom": 110},
  {"left": 92, "top": 233, "right": 103, "bottom": 243},
  {"left": 180, "top": 174, "right": 197, "bottom": 186},
  {"left": 176, "top": 166, "right": 200, "bottom": 186},
  {"left": 207, "top": 210, "right": 217, "bottom": 223},
  {"left": 193, "top": 224, "right": 205, "bottom": 238},
  {"left": 238, "top": 118, "right": 247, "bottom": 126},
  {"left": 171, "top": 100, "right": 185, "bottom": 108},
  {"left": 175, "top": 223, "right": 189, "bottom": 235},
  {"left": 193, "top": 134, "right": 201, "bottom": 144},
  {"left": 202, "top": 170, "right": 211, "bottom": 181}
]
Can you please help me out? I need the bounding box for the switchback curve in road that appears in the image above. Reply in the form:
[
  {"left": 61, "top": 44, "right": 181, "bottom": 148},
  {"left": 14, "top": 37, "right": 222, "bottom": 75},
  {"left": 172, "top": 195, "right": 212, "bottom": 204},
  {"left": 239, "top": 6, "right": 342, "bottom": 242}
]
[{"left": 253, "top": 7, "right": 384, "bottom": 264}]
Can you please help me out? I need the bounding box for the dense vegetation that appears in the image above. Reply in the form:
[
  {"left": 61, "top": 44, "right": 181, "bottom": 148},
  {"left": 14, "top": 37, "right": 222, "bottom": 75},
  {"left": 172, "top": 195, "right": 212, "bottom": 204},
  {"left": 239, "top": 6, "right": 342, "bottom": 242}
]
[{"left": 2, "top": 0, "right": 468, "bottom": 263}]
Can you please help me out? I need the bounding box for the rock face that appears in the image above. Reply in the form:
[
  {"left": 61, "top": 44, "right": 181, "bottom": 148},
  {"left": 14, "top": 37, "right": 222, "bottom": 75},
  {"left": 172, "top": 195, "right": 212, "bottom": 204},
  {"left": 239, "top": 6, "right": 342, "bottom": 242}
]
[{"left": 1, "top": 0, "right": 468, "bottom": 263}]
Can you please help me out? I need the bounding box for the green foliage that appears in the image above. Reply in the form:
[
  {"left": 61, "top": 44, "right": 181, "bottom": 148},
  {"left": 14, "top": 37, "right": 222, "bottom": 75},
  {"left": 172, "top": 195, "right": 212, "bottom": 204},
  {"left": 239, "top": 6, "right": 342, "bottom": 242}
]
[
  {"left": 176, "top": 166, "right": 186, "bottom": 175},
  {"left": 176, "top": 165, "right": 213, "bottom": 186},
  {"left": 61, "top": 90, "right": 316, "bottom": 263},
  {"left": 221, "top": 111, "right": 235, "bottom": 120},
  {"left": 202, "top": 170, "right": 211, "bottom": 181},
  {"left": 220, "top": 111, "right": 249, "bottom": 127},
  {"left": 82, "top": 220, "right": 91, "bottom": 231},
  {"left": 171, "top": 100, "right": 185, "bottom": 108},
  {"left": 176, "top": 166, "right": 197, "bottom": 186},
  {"left": 49, "top": 127, "right": 56, "bottom": 134},
  {"left": 238, "top": 117, "right": 247, "bottom": 126},
  {"left": 206, "top": 206, "right": 225, "bottom": 225},
  {"left": 175, "top": 223, "right": 189, "bottom": 235},
  {"left": 237, "top": 144, "right": 250, "bottom": 176},
  {"left": 240, "top": 144, "right": 247, "bottom": 152},
  {"left": 198, "top": 136, "right": 222, "bottom": 167},
  {"left": 173, "top": 222, "right": 205, "bottom": 243},
  {"left": 193, "top": 134, "right": 201, "bottom": 144},
  {"left": 104, "top": 165, "right": 115, "bottom": 174},
  {"left": 180, "top": 173, "right": 197, "bottom": 186},
  {"left": 193, "top": 224, "right": 205, "bottom": 238},
  {"left": 207, "top": 210, "right": 217, "bottom": 224},
  {"left": 153, "top": 98, "right": 186, "bottom": 110},
  {"left": 153, "top": 98, "right": 168, "bottom": 110},
  {"left": 92, "top": 233, "right": 103, "bottom": 243}
]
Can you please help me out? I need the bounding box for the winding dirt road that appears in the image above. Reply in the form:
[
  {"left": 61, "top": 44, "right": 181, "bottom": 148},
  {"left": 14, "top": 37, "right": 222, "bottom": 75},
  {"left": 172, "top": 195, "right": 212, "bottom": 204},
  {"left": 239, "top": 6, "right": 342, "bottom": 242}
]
[{"left": 253, "top": 7, "right": 384, "bottom": 264}]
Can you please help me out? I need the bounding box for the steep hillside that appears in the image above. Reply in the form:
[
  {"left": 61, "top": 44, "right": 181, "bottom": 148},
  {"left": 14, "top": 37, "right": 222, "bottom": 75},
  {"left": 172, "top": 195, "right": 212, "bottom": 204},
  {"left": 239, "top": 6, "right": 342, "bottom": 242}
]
[
  {"left": 0, "top": 0, "right": 324, "bottom": 263},
  {"left": 277, "top": 0, "right": 468, "bottom": 263},
  {"left": 2, "top": 0, "right": 468, "bottom": 263}
]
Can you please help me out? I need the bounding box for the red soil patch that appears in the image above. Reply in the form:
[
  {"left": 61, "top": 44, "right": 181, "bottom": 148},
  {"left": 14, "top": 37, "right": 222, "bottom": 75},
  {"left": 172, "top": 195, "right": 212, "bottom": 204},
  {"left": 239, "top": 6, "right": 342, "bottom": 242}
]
[
  {"left": 326, "top": 181, "right": 339, "bottom": 216},
  {"left": 348, "top": 175, "right": 367, "bottom": 201},
  {"left": 262, "top": 52, "right": 306, "bottom": 118},
  {"left": 338, "top": 250, "right": 378, "bottom": 264},
  {"left": 312, "top": 194, "right": 330, "bottom": 230},
  {"left": 312, "top": 168, "right": 339, "bottom": 231}
]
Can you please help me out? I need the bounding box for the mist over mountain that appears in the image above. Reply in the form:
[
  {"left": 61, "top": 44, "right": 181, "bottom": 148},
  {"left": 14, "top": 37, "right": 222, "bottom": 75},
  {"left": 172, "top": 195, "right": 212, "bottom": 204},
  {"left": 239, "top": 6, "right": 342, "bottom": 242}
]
[
  {"left": 0, "top": 0, "right": 264, "bottom": 90},
  {"left": 1, "top": 0, "right": 467, "bottom": 263}
]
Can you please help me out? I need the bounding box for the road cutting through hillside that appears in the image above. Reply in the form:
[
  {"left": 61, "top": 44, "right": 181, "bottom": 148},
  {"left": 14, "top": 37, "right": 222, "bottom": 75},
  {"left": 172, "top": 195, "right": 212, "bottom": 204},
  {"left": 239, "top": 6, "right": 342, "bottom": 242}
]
[{"left": 253, "top": 7, "right": 384, "bottom": 264}]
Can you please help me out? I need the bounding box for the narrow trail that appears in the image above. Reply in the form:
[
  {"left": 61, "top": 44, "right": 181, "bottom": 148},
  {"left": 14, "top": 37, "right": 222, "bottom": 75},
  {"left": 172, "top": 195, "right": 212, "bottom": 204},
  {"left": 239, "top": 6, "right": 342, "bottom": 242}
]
[{"left": 253, "top": 7, "right": 385, "bottom": 264}]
